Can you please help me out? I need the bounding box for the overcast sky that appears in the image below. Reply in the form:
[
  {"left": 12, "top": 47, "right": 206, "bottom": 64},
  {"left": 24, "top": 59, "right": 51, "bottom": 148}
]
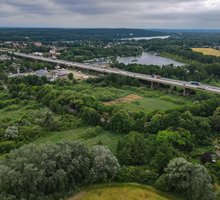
[{"left": 0, "top": 0, "right": 220, "bottom": 28}]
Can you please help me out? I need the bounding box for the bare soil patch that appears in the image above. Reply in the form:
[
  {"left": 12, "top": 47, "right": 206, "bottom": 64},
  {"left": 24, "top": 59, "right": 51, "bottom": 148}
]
[{"left": 104, "top": 94, "right": 143, "bottom": 106}]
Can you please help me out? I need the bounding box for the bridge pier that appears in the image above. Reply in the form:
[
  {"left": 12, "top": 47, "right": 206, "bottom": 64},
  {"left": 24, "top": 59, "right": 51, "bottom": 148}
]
[
  {"left": 183, "top": 88, "right": 192, "bottom": 96},
  {"left": 151, "top": 81, "right": 160, "bottom": 89}
]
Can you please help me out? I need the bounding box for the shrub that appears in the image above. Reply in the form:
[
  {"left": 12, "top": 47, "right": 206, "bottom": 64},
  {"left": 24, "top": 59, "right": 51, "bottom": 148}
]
[
  {"left": 116, "top": 166, "right": 158, "bottom": 185},
  {"left": 82, "top": 126, "right": 103, "bottom": 139},
  {"left": 4, "top": 126, "right": 19, "bottom": 140},
  {"left": 0, "top": 141, "right": 16, "bottom": 153}
]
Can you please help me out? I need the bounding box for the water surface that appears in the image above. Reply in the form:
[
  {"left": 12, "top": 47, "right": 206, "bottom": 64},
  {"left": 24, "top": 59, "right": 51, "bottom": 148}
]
[
  {"left": 117, "top": 52, "right": 184, "bottom": 66},
  {"left": 122, "top": 36, "right": 170, "bottom": 41}
]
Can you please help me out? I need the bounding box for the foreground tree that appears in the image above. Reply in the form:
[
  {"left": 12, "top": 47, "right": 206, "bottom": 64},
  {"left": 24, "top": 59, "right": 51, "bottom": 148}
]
[
  {"left": 156, "top": 158, "right": 216, "bottom": 200},
  {"left": 90, "top": 145, "right": 120, "bottom": 183},
  {"left": 0, "top": 142, "right": 120, "bottom": 200}
]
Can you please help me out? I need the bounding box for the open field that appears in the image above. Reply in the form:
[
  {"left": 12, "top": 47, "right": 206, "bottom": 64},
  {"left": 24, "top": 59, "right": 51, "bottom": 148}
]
[
  {"left": 102, "top": 86, "right": 189, "bottom": 113},
  {"left": 67, "top": 184, "right": 181, "bottom": 200},
  {"left": 34, "top": 127, "right": 123, "bottom": 154},
  {"left": 68, "top": 84, "right": 192, "bottom": 113},
  {"left": 192, "top": 48, "right": 220, "bottom": 57},
  {"left": 122, "top": 96, "right": 183, "bottom": 113}
]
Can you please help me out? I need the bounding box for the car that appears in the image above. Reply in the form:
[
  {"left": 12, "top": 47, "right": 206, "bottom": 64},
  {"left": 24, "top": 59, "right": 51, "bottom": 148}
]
[
  {"left": 151, "top": 74, "right": 161, "bottom": 79},
  {"left": 189, "top": 81, "right": 201, "bottom": 86}
]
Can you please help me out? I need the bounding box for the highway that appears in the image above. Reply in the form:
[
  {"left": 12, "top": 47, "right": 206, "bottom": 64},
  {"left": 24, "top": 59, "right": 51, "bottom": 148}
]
[{"left": 3, "top": 51, "right": 220, "bottom": 95}]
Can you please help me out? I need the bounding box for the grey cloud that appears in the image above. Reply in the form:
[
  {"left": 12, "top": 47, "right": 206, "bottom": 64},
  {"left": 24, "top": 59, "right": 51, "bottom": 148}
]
[{"left": 0, "top": 0, "right": 219, "bottom": 28}]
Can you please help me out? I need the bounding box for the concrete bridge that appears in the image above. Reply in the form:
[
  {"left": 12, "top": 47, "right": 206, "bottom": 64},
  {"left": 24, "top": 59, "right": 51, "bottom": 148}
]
[{"left": 3, "top": 50, "right": 220, "bottom": 95}]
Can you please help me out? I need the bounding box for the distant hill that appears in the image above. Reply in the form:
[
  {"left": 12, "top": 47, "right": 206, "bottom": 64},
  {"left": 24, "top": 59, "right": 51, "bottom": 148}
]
[
  {"left": 0, "top": 28, "right": 167, "bottom": 42},
  {"left": 149, "top": 28, "right": 220, "bottom": 33}
]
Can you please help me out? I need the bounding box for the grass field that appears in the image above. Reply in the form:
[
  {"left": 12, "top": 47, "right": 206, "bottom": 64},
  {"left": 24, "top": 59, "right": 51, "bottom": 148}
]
[
  {"left": 192, "top": 48, "right": 220, "bottom": 57},
  {"left": 71, "top": 84, "right": 191, "bottom": 112},
  {"left": 68, "top": 184, "right": 181, "bottom": 200},
  {"left": 121, "top": 96, "right": 183, "bottom": 113},
  {"left": 103, "top": 86, "right": 189, "bottom": 113},
  {"left": 34, "top": 127, "right": 123, "bottom": 154}
]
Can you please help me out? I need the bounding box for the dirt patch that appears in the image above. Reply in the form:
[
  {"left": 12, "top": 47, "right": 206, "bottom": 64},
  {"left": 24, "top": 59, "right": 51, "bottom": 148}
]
[{"left": 104, "top": 94, "right": 143, "bottom": 106}]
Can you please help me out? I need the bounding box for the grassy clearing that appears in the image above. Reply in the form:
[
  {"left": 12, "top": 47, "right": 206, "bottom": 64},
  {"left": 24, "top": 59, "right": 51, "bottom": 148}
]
[
  {"left": 68, "top": 84, "right": 192, "bottom": 114},
  {"left": 0, "top": 101, "right": 39, "bottom": 123},
  {"left": 68, "top": 184, "right": 182, "bottom": 200},
  {"left": 192, "top": 48, "right": 220, "bottom": 57},
  {"left": 104, "top": 86, "right": 190, "bottom": 113},
  {"left": 34, "top": 127, "right": 123, "bottom": 154},
  {"left": 122, "top": 97, "right": 182, "bottom": 113}
]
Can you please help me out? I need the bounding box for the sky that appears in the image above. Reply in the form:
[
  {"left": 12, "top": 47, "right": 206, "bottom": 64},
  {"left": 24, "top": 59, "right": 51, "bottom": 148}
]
[{"left": 0, "top": 0, "right": 220, "bottom": 28}]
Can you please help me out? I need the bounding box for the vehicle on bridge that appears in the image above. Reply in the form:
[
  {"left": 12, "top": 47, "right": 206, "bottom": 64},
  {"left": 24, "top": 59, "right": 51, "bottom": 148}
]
[{"left": 189, "top": 81, "right": 201, "bottom": 86}]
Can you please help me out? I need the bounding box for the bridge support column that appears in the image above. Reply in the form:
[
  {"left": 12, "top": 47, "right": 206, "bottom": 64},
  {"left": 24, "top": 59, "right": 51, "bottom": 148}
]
[
  {"left": 183, "top": 88, "right": 191, "bottom": 96},
  {"left": 151, "top": 82, "right": 160, "bottom": 89}
]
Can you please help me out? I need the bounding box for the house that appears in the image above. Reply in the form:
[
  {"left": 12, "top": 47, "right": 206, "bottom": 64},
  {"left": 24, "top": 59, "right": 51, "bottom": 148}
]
[
  {"left": 36, "top": 69, "right": 49, "bottom": 77},
  {"left": 49, "top": 47, "right": 61, "bottom": 59},
  {"left": 33, "top": 42, "right": 42, "bottom": 47}
]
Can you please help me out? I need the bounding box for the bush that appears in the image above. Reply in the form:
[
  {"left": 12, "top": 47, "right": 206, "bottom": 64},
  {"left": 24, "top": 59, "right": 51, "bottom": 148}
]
[
  {"left": 4, "top": 126, "right": 19, "bottom": 140},
  {"left": 0, "top": 141, "right": 16, "bottom": 153},
  {"left": 59, "top": 114, "right": 83, "bottom": 130},
  {"left": 81, "top": 126, "right": 103, "bottom": 139},
  {"left": 116, "top": 166, "right": 158, "bottom": 185},
  {"left": 18, "top": 125, "right": 44, "bottom": 141}
]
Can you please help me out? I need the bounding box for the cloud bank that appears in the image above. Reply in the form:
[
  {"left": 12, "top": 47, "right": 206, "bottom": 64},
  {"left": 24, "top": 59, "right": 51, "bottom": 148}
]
[{"left": 0, "top": 0, "right": 220, "bottom": 28}]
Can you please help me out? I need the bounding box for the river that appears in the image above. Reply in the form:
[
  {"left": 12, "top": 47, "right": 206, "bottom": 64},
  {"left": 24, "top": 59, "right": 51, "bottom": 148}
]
[{"left": 121, "top": 36, "right": 170, "bottom": 41}]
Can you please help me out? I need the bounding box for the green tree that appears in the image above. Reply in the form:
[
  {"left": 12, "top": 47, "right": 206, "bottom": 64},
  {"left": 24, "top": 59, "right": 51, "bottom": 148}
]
[
  {"left": 80, "top": 107, "right": 101, "bottom": 125},
  {"left": 110, "top": 110, "right": 133, "bottom": 134},
  {"left": 211, "top": 107, "right": 220, "bottom": 131},
  {"left": 188, "top": 165, "right": 216, "bottom": 200},
  {"left": 156, "top": 129, "right": 193, "bottom": 152},
  {"left": 90, "top": 145, "right": 120, "bottom": 183},
  {"left": 150, "top": 142, "right": 177, "bottom": 174},
  {"left": 157, "top": 158, "right": 216, "bottom": 200},
  {"left": 117, "top": 131, "right": 149, "bottom": 165}
]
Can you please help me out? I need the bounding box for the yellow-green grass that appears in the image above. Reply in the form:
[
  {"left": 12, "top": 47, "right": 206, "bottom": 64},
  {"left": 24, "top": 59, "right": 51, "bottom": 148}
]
[
  {"left": 192, "top": 48, "right": 220, "bottom": 57},
  {"left": 121, "top": 97, "right": 182, "bottom": 113},
  {"left": 68, "top": 184, "right": 182, "bottom": 200},
  {"left": 34, "top": 127, "right": 123, "bottom": 154}
]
